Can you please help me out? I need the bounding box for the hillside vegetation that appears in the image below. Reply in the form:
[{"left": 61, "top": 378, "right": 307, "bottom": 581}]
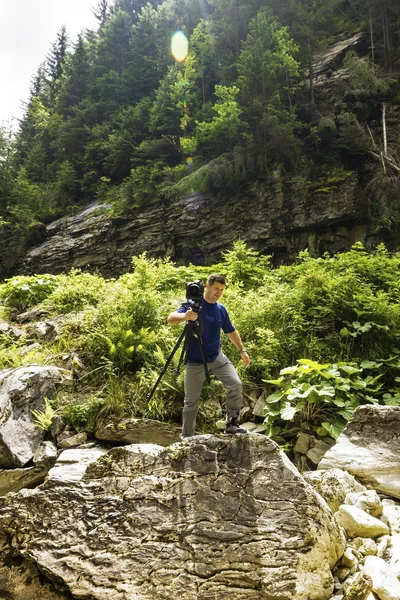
[
  {"left": 1, "top": 241, "right": 399, "bottom": 448},
  {"left": 0, "top": 0, "right": 400, "bottom": 250}
]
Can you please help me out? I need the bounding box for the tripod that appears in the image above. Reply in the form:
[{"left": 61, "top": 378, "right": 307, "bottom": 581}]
[{"left": 147, "top": 308, "right": 210, "bottom": 402}]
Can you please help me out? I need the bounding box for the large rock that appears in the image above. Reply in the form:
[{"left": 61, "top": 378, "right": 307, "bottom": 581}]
[
  {"left": 319, "top": 406, "right": 400, "bottom": 499},
  {"left": 0, "top": 366, "right": 69, "bottom": 468},
  {"left": 0, "top": 434, "right": 345, "bottom": 600},
  {"left": 95, "top": 416, "right": 181, "bottom": 446},
  {"left": 17, "top": 165, "right": 368, "bottom": 279}
]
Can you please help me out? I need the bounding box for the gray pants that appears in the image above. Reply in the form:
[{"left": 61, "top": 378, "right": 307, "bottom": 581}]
[{"left": 182, "top": 352, "right": 242, "bottom": 437}]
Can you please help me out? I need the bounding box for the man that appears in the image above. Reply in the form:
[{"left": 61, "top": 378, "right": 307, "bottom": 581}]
[{"left": 167, "top": 273, "right": 250, "bottom": 438}]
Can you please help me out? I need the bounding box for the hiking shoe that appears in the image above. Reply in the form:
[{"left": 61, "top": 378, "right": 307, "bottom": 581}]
[{"left": 225, "top": 417, "right": 247, "bottom": 435}]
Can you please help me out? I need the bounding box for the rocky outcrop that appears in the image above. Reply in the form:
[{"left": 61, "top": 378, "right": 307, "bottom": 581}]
[
  {"left": 0, "top": 366, "right": 70, "bottom": 468},
  {"left": 0, "top": 434, "right": 345, "bottom": 600},
  {"left": 318, "top": 405, "right": 400, "bottom": 499},
  {"left": 95, "top": 416, "right": 181, "bottom": 446},
  {"left": 17, "top": 164, "right": 371, "bottom": 278}
]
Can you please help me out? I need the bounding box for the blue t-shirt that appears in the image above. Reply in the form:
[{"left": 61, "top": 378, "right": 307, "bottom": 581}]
[{"left": 176, "top": 299, "right": 235, "bottom": 363}]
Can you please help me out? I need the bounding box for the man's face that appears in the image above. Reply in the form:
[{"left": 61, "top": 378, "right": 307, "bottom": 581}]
[{"left": 204, "top": 281, "right": 225, "bottom": 303}]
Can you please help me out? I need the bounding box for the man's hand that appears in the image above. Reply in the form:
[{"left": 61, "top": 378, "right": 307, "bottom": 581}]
[
  {"left": 185, "top": 308, "right": 198, "bottom": 321},
  {"left": 241, "top": 351, "right": 250, "bottom": 367}
]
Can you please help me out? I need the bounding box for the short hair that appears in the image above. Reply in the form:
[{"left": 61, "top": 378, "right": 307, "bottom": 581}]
[{"left": 207, "top": 273, "right": 226, "bottom": 286}]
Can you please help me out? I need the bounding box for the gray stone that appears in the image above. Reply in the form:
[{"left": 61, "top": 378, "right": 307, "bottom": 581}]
[
  {"left": 334, "top": 505, "right": 389, "bottom": 539},
  {"left": 304, "top": 468, "right": 365, "bottom": 514},
  {"left": 319, "top": 406, "right": 400, "bottom": 500},
  {"left": 32, "top": 441, "right": 58, "bottom": 467},
  {"left": 95, "top": 416, "right": 181, "bottom": 446},
  {"left": 0, "top": 465, "right": 49, "bottom": 496},
  {"left": 0, "top": 365, "right": 69, "bottom": 468},
  {"left": 47, "top": 445, "right": 109, "bottom": 484},
  {"left": 57, "top": 431, "right": 87, "bottom": 448},
  {"left": 0, "top": 435, "right": 345, "bottom": 600},
  {"left": 307, "top": 439, "right": 333, "bottom": 465},
  {"left": 363, "top": 555, "right": 400, "bottom": 600}
]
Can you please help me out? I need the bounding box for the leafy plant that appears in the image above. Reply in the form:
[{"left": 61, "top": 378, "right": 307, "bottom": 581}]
[
  {"left": 31, "top": 397, "right": 56, "bottom": 431},
  {"left": 262, "top": 358, "right": 398, "bottom": 440},
  {"left": 0, "top": 274, "right": 59, "bottom": 312}
]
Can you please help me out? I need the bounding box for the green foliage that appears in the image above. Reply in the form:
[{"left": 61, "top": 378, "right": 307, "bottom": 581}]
[
  {"left": 62, "top": 394, "right": 106, "bottom": 432},
  {"left": 43, "top": 269, "right": 107, "bottom": 313},
  {"left": 0, "top": 274, "right": 59, "bottom": 312},
  {"left": 2, "top": 242, "right": 400, "bottom": 442},
  {"left": 31, "top": 397, "right": 56, "bottom": 431},
  {"left": 222, "top": 239, "right": 271, "bottom": 288}
]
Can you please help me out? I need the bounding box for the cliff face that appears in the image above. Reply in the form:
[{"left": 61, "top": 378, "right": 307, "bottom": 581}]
[{"left": 16, "top": 169, "right": 375, "bottom": 278}]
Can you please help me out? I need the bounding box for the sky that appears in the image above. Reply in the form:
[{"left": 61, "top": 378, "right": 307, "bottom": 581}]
[{"left": 0, "top": 0, "right": 99, "bottom": 127}]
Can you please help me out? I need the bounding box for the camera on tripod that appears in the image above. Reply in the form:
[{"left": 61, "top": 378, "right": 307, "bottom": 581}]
[{"left": 186, "top": 280, "right": 204, "bottom": 312}]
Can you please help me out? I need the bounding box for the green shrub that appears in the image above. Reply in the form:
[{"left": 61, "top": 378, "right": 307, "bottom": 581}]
[
  {"left": 0, "top": 274, "right": 59, "bottom": 312},
  {"left": 263, "top": 357, "right": 400, "bottom": 441},
  {"left": 43, "top": 269, "right": 106, "bottom": 313}
]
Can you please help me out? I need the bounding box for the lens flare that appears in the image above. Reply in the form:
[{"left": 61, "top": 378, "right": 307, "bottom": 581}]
[{"left": 171, "top": 31, "right": 188, "bottom": 63}]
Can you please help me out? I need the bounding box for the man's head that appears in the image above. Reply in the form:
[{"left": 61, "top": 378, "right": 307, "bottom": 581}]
[{"left": 204, "top": 273, "right": 226, "bottom": 303}]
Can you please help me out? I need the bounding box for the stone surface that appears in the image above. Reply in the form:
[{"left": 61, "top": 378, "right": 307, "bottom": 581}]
[
  {"left": 0, "top": 365, "right": 69, "bottom": 468},
  {"left": 345, "top": 491, "right": 383, "bottom": 518},
  {"left": 334, "top": 505, "right": 389, "bottom": 539},
  {"left": 0, "top": 552, "right": 71, "bottom": 599},
  {"left": 0, "top": 434, "right": 345, "bottom": 600},
  {"left": 0, "top": 465, "right": 49, "bottom": 496},
  {"left": 95, "top": 416, "right": 181, "bottom": 446},
  {"left": 304, "top": 468, "right": 365, "bottom": 514},
  {"left": 319, "top": 406, "right": 400, "bottom": 499},
  {"left": 342, "top": 571, "right": 373, "bottom": 600},
  {"left": 47, "top": 444, "right": 109, "bottom": 484},
  {"left": 363, "top": 555, "right": 400, "bottom": 600},
  {"left": 57, "top": 431, "right": 87, "bottom": 449},
  {"left": 15, "top": 163, "right": 369, "bottom": 279}
]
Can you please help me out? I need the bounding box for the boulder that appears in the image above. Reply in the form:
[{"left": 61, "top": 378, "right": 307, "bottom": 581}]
[
  {"left": 47, "top": 444, "right": 109, "bottom": 485},
  {"left": 363, "top": 555, "right": 400, "bottom": 600},
  {"left": 95, "top": 416, "right": 181, "bottom": 446},
  {"left": 0, "top": 366, "right": 70, "bottom": 468},
  {"left": 319, "top": 406, "right": 400, "bottom": 499},
  {"left": 0, "top": 465, "right": 49, "bottom": 496},
  {"left": 334, "top": 505, "right": 389, "bottom": 539},
  {"left": 304, "top": 468, "right": 365, "bottom": 514},
  {"left": 0, "top": 434, "right": 345, "bottom": 600}
]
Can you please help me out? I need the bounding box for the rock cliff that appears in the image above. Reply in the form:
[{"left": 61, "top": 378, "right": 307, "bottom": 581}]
[{"left": 18, "top": 169, "right": 373, "bottom": 278}]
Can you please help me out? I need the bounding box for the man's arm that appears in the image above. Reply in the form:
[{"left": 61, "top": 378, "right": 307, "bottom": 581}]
[
  {"left": 167, "top": 309, "right": 198, "bottom": 325},
  {"left": 227, "top": 330, "right": 250, "bottom": 367}
]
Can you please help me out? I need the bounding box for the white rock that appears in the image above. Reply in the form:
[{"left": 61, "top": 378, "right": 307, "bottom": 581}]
[
  {"left": 386, "top": 534, "right": 400, "bottom": 578},
  {"left": 335, "top": 505, "right": 389, "bottom": 539},
  {"left": 345, "top": 490, "right": 383, "bottom": 517},
  {"left": 363, "top": 555, "right": 400, "bottom": 600},
  {"left": 381, "top": 504, "right": 400, "bottom": 534}
]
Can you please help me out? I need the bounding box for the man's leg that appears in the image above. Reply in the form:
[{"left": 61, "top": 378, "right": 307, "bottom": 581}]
[
  {"left": 209, "top": 353, "right": 243, "bottom": 421},
  {"left": 182, "top": 363, "right": 206, "bottom": 437}
]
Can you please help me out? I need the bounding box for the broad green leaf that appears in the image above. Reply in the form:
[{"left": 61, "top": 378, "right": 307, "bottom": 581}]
[
  {"left": 332, "top": 397, "right": 345, "bottom": 407},
  {"left": 339, "top": 365, "right": 361, "bottom": 375},
  {"left": 263, "top": 377, "right": 284, "bottom": 385},
  {"left": 298, "top": 359, "right": 329, "bottom": 370},
  {"left": 337, "top": 407, "right": 355, "bottom": 420},
  {"left": 360, "top": 361, "right": 381, "bottom": 369},
  {"left": 321, "top": 421, "right": 345, "bottom": 440},
  {"left": 266, "top": 391, "right": 283, "bottom": 404},
  {"left": 319, "top": 385, "right": 336, "bottom": 397},
  {"left": 383, "top": 394, "right": 400, "bottom": 406},
  {"left": 280, "top": 365, "right": 298, "bottom": 375},
  {"left": 263, "top": 405, "right": 281, "bottom": 416},
  {"left": 281, "top": 403, "right": 297, "bottom": 420},
  {"left": 364, "top": 395, "right": 379, "bottom": 405}
]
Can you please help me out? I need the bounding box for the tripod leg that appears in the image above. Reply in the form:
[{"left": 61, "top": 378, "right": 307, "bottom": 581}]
[{"left": 147, "top": 326, "right": 187, "bottom": 401}]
